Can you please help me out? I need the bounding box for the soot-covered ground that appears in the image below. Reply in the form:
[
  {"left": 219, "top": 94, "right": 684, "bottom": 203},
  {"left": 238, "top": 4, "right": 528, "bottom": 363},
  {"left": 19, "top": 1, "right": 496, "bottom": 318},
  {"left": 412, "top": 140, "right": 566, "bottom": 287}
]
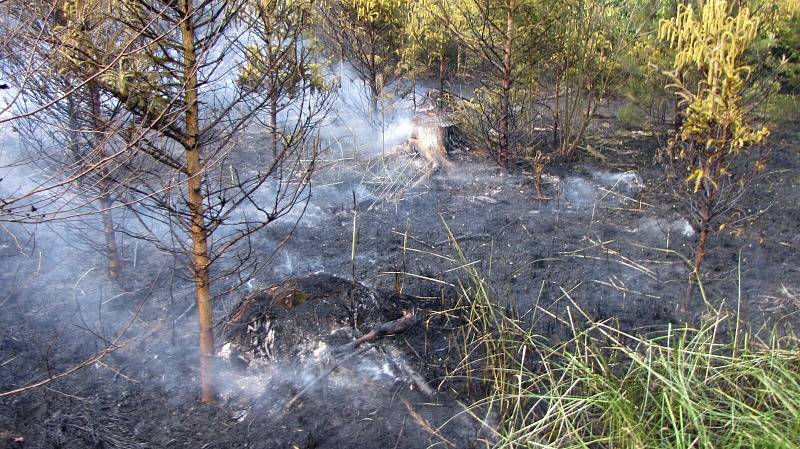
[{"left": 1, "top": 124, "right": 798, "bottom": 448}]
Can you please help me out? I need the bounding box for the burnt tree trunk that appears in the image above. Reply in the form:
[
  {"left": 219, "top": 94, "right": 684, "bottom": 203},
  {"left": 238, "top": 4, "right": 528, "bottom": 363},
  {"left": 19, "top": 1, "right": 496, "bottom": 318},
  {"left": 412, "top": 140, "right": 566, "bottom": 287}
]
[
  {"left": 409, "top": 125, "right": 453, "bottom": 172},
  {"left": 498, "top": 1, "right": 514, "bottom": 165},
  {"left": 180, "top": 0, "right": 216, "bottom": 404}
]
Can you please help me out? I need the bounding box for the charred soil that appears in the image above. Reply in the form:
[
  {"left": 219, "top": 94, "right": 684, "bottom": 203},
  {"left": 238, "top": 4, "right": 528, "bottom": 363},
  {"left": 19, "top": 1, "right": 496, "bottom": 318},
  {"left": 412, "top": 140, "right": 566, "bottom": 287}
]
[{"left": 1, "top": 124, "right": 798, "bottom": 448}]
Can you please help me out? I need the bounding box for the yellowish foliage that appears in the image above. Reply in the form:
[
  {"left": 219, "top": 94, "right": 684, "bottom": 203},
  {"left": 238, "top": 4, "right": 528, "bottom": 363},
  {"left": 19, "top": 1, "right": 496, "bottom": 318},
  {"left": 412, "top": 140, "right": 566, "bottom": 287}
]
[
  {"left": 351, "top": 0, "right": 405, "bottom": 24},
  {"left": 686, "top": 166, "right": 705, "bottom": 192},
  {"left": 659, "top": 0, "right": 769, "bottom": 191},
  {"left": 780, "top": 0, "right": 800, "bottom": 15},
  {"left": 659, "top": 1, "right": 759, "bottom": 87}
]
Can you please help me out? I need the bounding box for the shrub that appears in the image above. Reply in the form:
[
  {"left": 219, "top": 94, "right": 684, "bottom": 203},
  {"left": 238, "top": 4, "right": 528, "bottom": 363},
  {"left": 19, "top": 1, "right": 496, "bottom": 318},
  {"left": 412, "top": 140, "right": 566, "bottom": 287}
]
[
  {"left": 616, "top": 102, "right": 646, "bottom": 129},
  {"left": 658, "top": 0, "right": 771, "bottom": 314}
]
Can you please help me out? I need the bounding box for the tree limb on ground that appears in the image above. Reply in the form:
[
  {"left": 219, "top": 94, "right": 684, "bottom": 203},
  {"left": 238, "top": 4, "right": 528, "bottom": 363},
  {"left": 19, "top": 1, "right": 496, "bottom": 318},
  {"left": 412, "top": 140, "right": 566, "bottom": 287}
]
[{"left": 335, "top": 310, "right": 418, "bottom": 354}]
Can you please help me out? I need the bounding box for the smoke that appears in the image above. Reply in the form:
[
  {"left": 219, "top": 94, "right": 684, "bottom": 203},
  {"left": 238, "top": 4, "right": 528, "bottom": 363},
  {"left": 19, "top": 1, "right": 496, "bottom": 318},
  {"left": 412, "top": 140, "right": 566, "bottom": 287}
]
[
  {"left": 216, "top": 342, "right": 404, "bottom": 404},
  {"left": 555, "top": 169, "right": 645, "bottom": 210},
  {"left": 561, "top": 176, "right": 600, "bottom": 208},
  {"left": 636, "top": 217, "right": 696, "bottom": 244},
  {"left": 0, "top": 96, "right": 31, "bottom": 202},
  {"left": 0, "top": 57, "right": 440, "bottom": 442},
  {"left": 590, "top": 169, "right": 644, "bottom": 194},
  {"left": 320, "top": 63, "right": 427, "bottom": 156}
]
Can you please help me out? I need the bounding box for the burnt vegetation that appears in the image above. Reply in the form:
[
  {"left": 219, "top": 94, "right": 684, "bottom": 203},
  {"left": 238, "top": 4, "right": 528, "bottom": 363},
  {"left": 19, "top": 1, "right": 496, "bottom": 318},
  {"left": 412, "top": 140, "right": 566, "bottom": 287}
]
[{"left": 1, "top": 0, "right": 799, "bottom": 448}]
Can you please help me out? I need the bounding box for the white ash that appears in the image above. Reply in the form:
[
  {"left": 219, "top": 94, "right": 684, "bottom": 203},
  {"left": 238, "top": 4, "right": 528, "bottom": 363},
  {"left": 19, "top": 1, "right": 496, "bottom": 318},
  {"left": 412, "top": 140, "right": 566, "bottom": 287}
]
[
  {"left": 216, "top": 337, "right": 432, "bottom": 408},
  {"left": 633, "top": 217, "right": 696, "bottom": 242},
  {"left": 591, "top": 170, "right": 644, "bottom": 194}
]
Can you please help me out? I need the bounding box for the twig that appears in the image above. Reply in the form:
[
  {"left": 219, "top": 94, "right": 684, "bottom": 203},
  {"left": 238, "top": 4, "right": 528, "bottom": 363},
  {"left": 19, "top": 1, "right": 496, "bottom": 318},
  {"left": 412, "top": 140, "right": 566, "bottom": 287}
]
[
  {"left": 334, "top": 310, "right": 418, "bottom": 354},
  {"left": 0, "top": 345, "right": 121, "bottom": 397},
  {"left": 402, "top": 399, "right": 455, "bottom": 447}
]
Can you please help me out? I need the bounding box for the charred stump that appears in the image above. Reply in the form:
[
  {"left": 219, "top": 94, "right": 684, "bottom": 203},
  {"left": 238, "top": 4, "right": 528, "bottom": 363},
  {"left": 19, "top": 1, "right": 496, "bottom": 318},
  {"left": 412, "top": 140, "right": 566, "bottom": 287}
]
[{"left": 408, "top": 112, "right": 456, "bottom": 173}]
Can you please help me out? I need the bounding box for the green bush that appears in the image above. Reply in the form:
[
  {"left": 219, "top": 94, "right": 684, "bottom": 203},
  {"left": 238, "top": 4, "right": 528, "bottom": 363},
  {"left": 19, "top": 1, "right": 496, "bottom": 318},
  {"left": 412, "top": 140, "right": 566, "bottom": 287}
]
[
  {"left": 771, "top": 14, "right": 800, "bottom": 91},
  {"left": 616, "top": 102, "right": 646, "bottom": 129},
  {"left": 765, "top": 94, "right": 800, "bottom": 124}
]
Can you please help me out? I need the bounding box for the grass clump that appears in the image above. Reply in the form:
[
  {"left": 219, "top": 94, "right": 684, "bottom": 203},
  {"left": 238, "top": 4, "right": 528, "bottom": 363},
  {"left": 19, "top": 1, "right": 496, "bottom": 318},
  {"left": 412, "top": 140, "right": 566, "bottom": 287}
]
[
  {"left": 494, "top": 316, "right": 800, "bottom": 449},
  {"left": 443, "top": 228, "right": 800, "bottom": 449},
  {"left": 764, "top": 93, "right": 800, "bottom": 124}
]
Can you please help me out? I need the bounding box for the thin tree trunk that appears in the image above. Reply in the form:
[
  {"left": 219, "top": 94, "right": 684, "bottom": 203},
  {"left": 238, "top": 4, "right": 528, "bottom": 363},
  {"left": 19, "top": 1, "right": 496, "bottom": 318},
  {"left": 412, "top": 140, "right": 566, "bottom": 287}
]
[
  {"left": 267, "top": 40, "right": 279, "bottom": 158},
  {"left": 673, "top": 72, "right": 684, "bottom": 133},
  {"left": 456, "top": 46, "right": 462, "bottom": 80},
  {"left": 412, "top": 74, "right": 417, "bottom": 112},
  {"left": 533, "top": 169, "right": 544, "bottom": 198},
  {"left": 270, "top": 93, "right": 278, "bottom": 158},
  {"left": 338, "top": 26, "right": 345, "bottom": 84},
  {"left": 439, "top": 47, "right": 446, "bottom": 93},
  {"left": 553, "top": 67, "right": 561, "bottom": 148},
  {"left": 99, "top": 192, "right": 122, "bottom": 279},
  {"left": 89, "top": 83, "right": 123, "bottom": 280},
  {"left": 684, "top": 205, "right": 711, "bottom": 317},
  {"left": 368, "top": 33, "right": 378, "bottom": 122},
  {"left": 369, "top": 74, "right": 378, "bottom": 123},
  {"left": 181, "top": 0, "right": 216, "bottom": 404},
  {"left": 499, "top": 0, "right": 514, "bottom": 165}
]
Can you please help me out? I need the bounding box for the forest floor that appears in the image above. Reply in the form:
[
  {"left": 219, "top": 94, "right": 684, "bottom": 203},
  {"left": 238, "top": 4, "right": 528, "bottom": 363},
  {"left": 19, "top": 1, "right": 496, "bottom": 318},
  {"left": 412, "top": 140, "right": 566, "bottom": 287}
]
[{"left": 1, "top": 119, "right": 798, "bottom": 448}]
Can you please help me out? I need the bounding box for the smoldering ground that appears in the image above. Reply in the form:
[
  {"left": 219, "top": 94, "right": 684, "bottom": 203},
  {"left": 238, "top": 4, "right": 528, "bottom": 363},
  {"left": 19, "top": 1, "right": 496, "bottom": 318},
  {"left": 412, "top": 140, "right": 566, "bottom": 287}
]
[{"left": 2, "top": 74, "right": 800, "bottom": 448}]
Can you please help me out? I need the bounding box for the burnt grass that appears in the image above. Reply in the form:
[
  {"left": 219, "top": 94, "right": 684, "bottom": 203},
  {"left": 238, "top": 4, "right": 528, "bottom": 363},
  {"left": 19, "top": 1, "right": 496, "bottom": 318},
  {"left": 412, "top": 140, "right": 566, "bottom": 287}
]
[{"left": 1, "top": 122, "right": 799, "bottom": 448}]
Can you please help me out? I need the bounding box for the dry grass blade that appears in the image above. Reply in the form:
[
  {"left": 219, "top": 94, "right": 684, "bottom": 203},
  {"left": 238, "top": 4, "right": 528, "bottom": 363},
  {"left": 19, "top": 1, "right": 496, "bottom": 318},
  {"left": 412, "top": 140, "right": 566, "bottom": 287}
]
[{"left": 402, "top": 399, "right": 456, "bottom": 448}]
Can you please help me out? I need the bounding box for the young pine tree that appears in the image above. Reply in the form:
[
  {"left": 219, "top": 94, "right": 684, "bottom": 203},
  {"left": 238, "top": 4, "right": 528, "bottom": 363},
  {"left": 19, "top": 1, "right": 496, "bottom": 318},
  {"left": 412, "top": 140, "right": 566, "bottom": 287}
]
[{"left": 659, "top": 0, "right": 772, "bottom": 315}]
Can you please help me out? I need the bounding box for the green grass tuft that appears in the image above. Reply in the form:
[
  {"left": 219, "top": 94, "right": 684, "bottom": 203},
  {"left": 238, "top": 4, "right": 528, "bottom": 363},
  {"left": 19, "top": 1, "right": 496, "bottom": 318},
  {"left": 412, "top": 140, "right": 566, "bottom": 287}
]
[{"left": 442, "top": 225, "right": 800, "bottom": 449}]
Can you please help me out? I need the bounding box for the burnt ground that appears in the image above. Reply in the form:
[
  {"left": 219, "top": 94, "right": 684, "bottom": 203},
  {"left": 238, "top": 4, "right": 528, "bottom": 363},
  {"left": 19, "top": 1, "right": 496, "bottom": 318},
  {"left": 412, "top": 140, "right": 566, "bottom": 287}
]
[
  {"left": 281, "top": 125, "right": 800, "bottom": 336},
  {"left": 0, "top": 122, "right": 799, "bottom": 448}
]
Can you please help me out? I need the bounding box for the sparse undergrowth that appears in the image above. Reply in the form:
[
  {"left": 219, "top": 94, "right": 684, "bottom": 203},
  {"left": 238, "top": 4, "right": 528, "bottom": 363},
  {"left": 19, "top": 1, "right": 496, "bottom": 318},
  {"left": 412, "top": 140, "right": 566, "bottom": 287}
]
[{"left": 443, "top": 228, "right": 800, "bottom": 449}]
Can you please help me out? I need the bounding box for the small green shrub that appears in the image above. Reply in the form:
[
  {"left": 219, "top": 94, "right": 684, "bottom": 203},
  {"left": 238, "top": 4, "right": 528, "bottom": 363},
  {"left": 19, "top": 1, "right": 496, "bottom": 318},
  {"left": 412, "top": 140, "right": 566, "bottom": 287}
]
[{"left": 616, "top": 102, "right": 646, "bottom": 129}]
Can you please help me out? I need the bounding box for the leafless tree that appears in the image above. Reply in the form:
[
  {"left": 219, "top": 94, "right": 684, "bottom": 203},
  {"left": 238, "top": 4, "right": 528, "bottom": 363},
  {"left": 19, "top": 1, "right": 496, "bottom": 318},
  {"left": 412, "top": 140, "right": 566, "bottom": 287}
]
[
  {"left": 10, "top": 76, "right": 134, "bottom": 278},
  {"left": 0, "top": 0, "right": 333, "bottom": 402}
]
